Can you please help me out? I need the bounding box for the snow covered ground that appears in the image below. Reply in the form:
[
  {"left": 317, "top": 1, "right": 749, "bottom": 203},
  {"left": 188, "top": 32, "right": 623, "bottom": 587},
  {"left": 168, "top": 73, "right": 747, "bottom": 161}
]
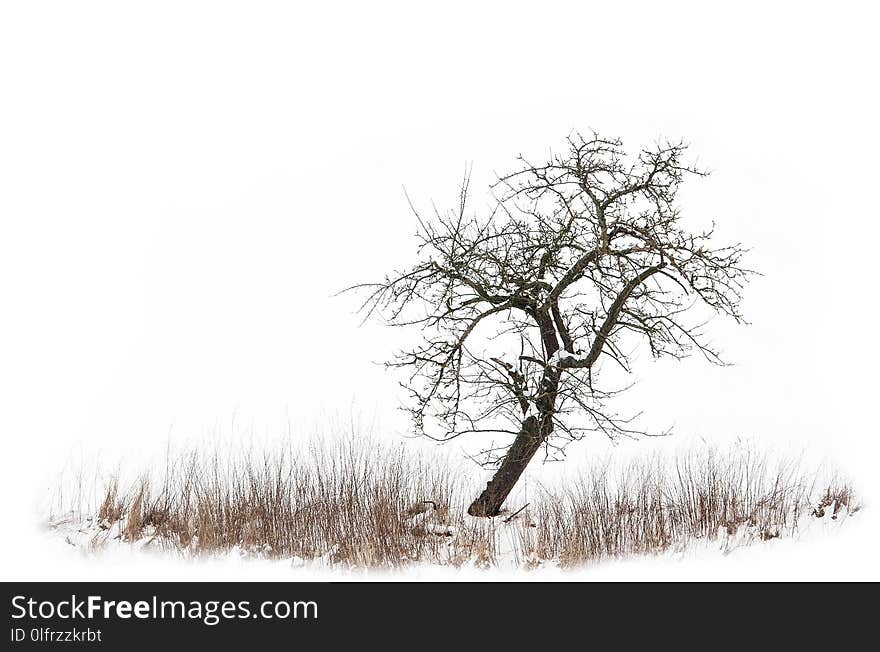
[{"left": 30, "top": 499, "right": 868, "bottom": 582}]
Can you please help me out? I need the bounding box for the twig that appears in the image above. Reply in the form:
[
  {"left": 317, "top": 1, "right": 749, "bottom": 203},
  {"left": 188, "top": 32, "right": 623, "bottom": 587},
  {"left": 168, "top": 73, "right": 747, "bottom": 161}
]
[{"left": 504, "top": 503, "right": 530, "bottom": 523}]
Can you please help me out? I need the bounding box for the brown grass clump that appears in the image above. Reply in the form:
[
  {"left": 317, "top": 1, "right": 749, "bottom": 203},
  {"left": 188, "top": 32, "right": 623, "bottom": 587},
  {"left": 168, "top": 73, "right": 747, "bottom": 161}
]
[
  {"left": 122, "top": 481, "right": 147, "bottom": 541},
  {"left": 64, "top": 439, "right": 857, "bottom": 569},
  {"left": 97, "top": 478, "right": 124, "bottom": 524},
  {"left": 525, "top": 451, "right": 859, "bottom": 567}
]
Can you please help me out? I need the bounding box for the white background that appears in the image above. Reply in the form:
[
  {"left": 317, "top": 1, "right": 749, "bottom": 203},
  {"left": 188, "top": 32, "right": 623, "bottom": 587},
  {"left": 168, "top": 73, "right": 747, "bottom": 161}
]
[{"left": 1, "top": 1, "right": 878, "bottom": 580}]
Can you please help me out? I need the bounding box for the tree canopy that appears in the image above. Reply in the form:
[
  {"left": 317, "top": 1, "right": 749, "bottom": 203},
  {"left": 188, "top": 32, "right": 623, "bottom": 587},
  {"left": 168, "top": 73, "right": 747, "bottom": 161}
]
[{"left": 351, "top": 132, "right": 753, "bottom": 515}]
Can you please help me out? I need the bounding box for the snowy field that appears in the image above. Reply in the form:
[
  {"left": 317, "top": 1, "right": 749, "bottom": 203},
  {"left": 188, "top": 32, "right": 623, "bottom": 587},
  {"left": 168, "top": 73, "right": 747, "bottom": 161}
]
[
  {"left": 16, "top": 437, "right": 869, "bottom": 582},
  {"left": 34, "top": 500, "right": 866, "bottom": 581}
]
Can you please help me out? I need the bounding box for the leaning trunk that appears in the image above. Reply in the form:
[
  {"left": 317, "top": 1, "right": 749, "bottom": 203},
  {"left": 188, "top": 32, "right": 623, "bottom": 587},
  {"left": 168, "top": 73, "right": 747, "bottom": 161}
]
[
  {"left": 467, "top": 414, "right": 547, "bottom": 517},
  {"left": 468, "top": 307, "right": 560, "bottom": 517}
]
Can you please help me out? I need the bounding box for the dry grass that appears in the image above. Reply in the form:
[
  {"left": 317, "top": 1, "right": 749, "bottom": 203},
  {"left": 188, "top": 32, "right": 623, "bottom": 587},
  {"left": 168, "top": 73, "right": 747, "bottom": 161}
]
[
  {"left": 526, "top": 452, "right": 857, "bottom": 566},
  {"left": 61, "top": 438, "right": 858, "bottom": 569}
]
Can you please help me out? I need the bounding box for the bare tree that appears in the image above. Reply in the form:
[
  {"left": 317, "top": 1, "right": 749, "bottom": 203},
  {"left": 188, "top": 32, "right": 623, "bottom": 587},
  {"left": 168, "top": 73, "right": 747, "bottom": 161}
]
[{"left": 348, "top": 132, "right": 753, "bottom": 517}]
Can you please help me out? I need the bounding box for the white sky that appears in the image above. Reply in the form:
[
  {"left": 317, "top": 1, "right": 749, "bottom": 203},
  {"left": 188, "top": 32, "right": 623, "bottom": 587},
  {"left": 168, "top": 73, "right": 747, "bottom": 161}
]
[{"left": 1, "top": 1, "right": 879, "bottom": 578}]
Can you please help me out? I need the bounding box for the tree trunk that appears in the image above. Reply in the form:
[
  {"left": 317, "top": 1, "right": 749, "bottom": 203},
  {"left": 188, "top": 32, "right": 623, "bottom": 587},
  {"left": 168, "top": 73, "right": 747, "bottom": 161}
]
[
  {"left": 467, "top": 414, "right": 547, "bottom": 517},
  {"left": 467, "top": 306, "right": 560, "bottom": 517}
]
